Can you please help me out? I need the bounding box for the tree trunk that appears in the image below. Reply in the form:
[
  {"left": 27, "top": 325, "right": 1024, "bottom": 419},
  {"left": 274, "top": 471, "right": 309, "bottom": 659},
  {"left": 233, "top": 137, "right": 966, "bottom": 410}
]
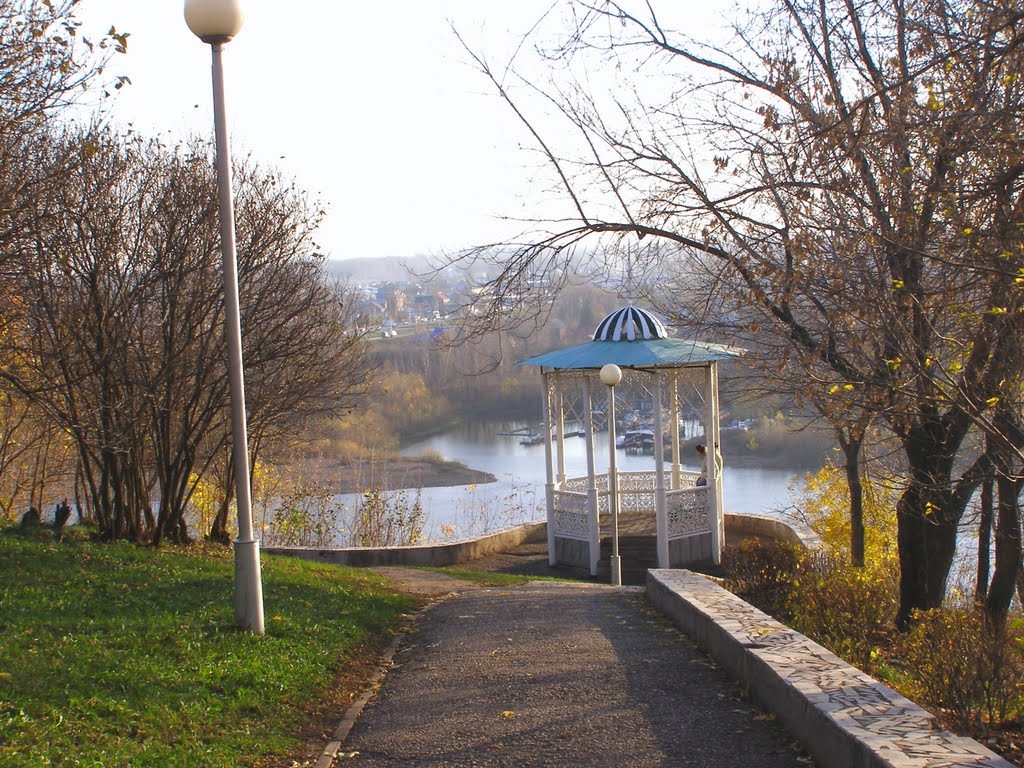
[
  {"left": 208, "top": 453, "right": 235, "bottom": 544},
  {"left": 985, "top": 431, "right": 1022, "bottom": 627},
  {"left": 73, "top": 459, "right": 90, "bottom": 525},
  {"left": 840, "top": 437, "right": 866, "bottom": 567},
  {"left": 1015, "top": 562, "right": 1024, "bottom": 605},
  {"left": 976, "top": 475, "right": 994, "bottom": 603},
  {"left": 896, "top": 429, "right": 959, "bottom": 629}
]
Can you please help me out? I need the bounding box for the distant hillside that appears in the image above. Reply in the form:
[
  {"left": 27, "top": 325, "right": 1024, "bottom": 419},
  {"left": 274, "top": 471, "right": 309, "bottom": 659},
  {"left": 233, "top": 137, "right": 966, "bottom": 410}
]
[{"left": 325, "top": 254, "right": 504, "bottom": 284}]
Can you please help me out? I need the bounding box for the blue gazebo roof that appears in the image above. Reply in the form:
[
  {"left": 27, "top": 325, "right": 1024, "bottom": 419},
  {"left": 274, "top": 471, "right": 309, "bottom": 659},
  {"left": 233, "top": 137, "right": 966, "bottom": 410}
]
[{"left": 517, "top": 337, "right": 743, "bottom": 370}]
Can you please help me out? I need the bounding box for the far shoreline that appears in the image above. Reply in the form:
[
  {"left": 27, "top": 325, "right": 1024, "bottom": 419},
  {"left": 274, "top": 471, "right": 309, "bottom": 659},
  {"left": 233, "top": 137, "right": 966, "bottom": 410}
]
[{"left": 334, "top": 456, "right": 496, "bottom": 495}]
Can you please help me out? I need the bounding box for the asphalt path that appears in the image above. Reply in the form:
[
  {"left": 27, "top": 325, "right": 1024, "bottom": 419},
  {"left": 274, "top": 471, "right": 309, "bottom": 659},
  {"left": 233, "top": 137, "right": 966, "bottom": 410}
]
[{"left": 344, "top": 581, "right": 810, "bottom": 767}]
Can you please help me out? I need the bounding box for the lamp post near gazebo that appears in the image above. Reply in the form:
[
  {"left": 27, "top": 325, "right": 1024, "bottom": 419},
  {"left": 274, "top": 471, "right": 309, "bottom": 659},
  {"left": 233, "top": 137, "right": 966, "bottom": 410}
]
[
  {"left": 519, "top": 305, "right": 741, "bottom": 582},
  {"left": 600, "top": 363, "right": 623, "bottom": 586}
]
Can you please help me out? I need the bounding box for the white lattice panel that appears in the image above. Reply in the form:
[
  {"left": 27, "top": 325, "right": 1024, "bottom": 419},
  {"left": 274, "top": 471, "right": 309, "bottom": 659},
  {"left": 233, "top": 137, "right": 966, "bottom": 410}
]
[
  {"left": 619, "top": 490, "right": 656, "bottom": 515},
  {"left": 561, "top": 476, "right": 590, "bottom": 493},
  {"left": 619, "top": 471, "right": 657, "bottom": 492},
  {"left": 552, "top": 490, "right": 590, "bottom": 539},
  {"left": 674, "top": 472, "right": 701, "bottom": 490},
  {"left": 562, "top": 474, "right": 609, "bottom": 514},
  {"left": 666, "top": 486, "right": 711, "bottom": 538}
]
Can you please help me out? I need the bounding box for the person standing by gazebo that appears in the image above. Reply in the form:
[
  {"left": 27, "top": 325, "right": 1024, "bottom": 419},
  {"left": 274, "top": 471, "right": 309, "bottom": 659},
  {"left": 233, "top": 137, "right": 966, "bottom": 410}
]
[{"left": 694, "top": 444, "right": 723, "bottom": 487}]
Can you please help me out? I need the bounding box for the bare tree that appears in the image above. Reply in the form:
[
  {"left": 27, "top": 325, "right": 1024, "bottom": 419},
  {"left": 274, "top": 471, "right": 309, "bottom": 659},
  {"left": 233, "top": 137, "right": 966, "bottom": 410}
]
[
  {"left": 6, "top": 133, "right": 373, "bottom": 544},
  {"left": 453, "top": 0, "right": 1024, "bottom": 626},
  {"left": 0, "top": 0, "right": 123, "bottom": 279},
  {"left": 0, "top": 1, "right": 123, "bottom": 522},
  {"left": 191, "top": 158, "right": 374, "bottom": 543}
]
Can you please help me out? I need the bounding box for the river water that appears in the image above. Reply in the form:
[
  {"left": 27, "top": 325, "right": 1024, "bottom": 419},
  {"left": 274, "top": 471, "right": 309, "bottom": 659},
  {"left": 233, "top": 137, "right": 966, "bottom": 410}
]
[{"left": 394, "top": 419, "right": 806, "bottom": 541}]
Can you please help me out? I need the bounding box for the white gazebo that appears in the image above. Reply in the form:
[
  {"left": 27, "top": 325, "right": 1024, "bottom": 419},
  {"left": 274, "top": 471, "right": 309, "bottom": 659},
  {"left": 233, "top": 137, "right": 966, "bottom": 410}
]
[{"left": 518, "top": 306, "right": 742, "bottom": 578}]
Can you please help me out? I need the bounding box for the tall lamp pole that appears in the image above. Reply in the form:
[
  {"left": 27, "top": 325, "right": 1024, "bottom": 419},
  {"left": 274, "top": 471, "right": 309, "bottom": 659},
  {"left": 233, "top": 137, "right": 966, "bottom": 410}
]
[
  {"left": 185, "top": 0, "right": 264, "bottom": 635},
  {"left": 600, "top": 364, "right": 623, "bottom": 586}
]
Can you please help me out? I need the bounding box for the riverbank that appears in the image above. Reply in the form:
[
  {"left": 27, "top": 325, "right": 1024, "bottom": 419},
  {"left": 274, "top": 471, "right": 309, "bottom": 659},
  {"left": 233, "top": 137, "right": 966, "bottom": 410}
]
[{"left": 335, "top": 455, "right": 496, "bottom": 494}]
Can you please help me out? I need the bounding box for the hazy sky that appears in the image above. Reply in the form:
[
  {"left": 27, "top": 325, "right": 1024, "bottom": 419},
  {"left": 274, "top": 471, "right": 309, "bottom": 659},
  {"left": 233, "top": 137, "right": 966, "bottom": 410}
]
[{"left": 73, "top": 2, "right": 727, "bottom": 261}]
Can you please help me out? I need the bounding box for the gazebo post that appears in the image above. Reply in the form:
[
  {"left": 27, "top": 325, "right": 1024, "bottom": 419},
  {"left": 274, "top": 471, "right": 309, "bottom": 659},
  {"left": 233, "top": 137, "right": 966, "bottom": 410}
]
[
  {"left": 542, "top": 371, "right": 557, "bottom": 566},
  {"left": 556, "top": 382, "right": 566, "bottom": 485},
  {"left": 711, "top": 361, "right": 725, "bottom": 562},
  {"left": 670, "top": 371, "right": 681, "bottom": 490},
  {"left": 704, "top": 363, "right": 722, "bottom": 564},
  {"left": 584, "top": 377, "right": 600, "bottom": 576},
  {"left": 652, "top": 371, "right": 669, "bottom": 568}
]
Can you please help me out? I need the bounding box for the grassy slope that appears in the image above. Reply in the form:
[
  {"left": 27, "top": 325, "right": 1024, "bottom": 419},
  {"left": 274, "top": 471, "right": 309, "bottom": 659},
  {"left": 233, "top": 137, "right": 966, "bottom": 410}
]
[{"left": 0, "top": 528, "right": 415, "bottom": 768}]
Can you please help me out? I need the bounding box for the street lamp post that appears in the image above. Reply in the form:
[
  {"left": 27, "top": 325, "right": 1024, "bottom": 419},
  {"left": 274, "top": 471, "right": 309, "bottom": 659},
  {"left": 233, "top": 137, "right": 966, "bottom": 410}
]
[
  {"left": 184, "top": 0, "right": 264, "bottom": 635},
  {"left": 600, "top": 364, "right": 623, "bottom": 586}
]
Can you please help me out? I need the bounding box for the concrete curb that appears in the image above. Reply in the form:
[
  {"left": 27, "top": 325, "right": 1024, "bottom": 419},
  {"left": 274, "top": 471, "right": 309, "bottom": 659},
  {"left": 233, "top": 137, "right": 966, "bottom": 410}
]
[
  {"left": 265, "top": 521, "right": 546, "bottom": 568},
  {"left": 314, "top": 598, "right": 451, "bottom": 768},
  {"left": 313, "top": 631, "right": 405, "bottom": 768},
  {"left": 646, "top": 569, "right": 1015, "bottom": 768}
]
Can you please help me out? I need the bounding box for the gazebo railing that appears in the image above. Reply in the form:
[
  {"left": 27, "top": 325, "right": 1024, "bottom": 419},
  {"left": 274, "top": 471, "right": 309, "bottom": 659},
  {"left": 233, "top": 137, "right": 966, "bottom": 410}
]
[
  {"left": 556, "top": 469, "right": 711, "bottom": 549},
  {"left": 560, "top": 475, "right": 602, "bottom": 494},
  {"left": 558, "top": 470, "right": 703, "bottom": 519},
  {"left": 551, "top": 489, "right": 590, "bottom": 540},
  {"left": 666, "top": 485, "right": 711, "bottom": 538}
]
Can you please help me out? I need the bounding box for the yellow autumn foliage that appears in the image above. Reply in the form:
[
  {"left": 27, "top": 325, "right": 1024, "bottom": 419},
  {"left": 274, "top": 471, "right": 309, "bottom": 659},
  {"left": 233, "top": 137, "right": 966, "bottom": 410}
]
[{"left": 798, "top": 463, "right": 898, "bottom": 564}]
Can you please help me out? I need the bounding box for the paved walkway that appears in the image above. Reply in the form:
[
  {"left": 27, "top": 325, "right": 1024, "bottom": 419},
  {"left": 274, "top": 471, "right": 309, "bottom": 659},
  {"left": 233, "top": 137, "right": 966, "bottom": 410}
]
[{"left": 344, "top": 581, "right": 810, "bottom": 767}]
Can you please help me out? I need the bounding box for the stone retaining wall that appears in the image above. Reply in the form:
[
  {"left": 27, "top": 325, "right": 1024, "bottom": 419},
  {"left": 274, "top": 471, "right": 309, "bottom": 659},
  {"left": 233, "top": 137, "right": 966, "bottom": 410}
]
[
  {"left": 265, "top": 512, "right": 815, "bottom": 571},
  {"left": 647, "top": 569, "right": 1013, "bottom": 768},
  {"left": 264, "top": 521, "right": 546, "bottom": 568},
  {"left": 724, "top": 511, "right": 822, "bottom": 551}
]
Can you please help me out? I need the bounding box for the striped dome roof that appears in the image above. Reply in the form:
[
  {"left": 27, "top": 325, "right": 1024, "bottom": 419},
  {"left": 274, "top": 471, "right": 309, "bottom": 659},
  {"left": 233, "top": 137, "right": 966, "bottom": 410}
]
[{"left": 593, "top": 306, "right": 667, "bottom": 342}]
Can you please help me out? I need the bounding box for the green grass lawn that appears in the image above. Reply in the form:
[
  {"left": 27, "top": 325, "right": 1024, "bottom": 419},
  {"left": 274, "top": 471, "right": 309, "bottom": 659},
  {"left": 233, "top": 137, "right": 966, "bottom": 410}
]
[{"left": 0, "top": 526, "right": 416, "bottom": 768}]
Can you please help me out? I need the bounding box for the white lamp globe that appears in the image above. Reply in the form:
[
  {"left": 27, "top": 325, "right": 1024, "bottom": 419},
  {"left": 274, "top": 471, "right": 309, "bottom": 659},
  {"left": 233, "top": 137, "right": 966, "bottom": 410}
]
[
  {"left": 184, "top": 0, "right": 244, "bottom": 43},
  {"left": 599, "top": 364, "right": 623, "bottom": 387}
]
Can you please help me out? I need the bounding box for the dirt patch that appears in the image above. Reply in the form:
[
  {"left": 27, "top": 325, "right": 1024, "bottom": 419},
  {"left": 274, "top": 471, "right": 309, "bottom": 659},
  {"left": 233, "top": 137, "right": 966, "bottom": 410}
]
[
  {"left": 369, "top": 567, "right": 485, "bottom": 596},
  {"left": 334, "top": 457, "right": 495, "bottom": 494},
  {"left": 455, "top": 539, "right": 588, "bottom": 579}
]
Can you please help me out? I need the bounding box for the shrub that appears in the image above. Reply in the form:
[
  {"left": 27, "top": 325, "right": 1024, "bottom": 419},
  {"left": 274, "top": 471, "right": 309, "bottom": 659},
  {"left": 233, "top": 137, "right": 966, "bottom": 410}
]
[
  {"left": 414, "top": 448, "right": 448, "bottom": 465},
  {"left": 786, "top": 551, "right": 899, "bottom": 670},
  {"left": 344, "top": 488, "right": 424, "bottom": 548},
  {"left": 901, "top": 605, "right": 1024, "bottom": 730},
  {"left": 265, "top": 484, "right": 339, "bottom": 548},
  {"left": 723, "top": 538, "right": 803, "bottom": 618}
]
